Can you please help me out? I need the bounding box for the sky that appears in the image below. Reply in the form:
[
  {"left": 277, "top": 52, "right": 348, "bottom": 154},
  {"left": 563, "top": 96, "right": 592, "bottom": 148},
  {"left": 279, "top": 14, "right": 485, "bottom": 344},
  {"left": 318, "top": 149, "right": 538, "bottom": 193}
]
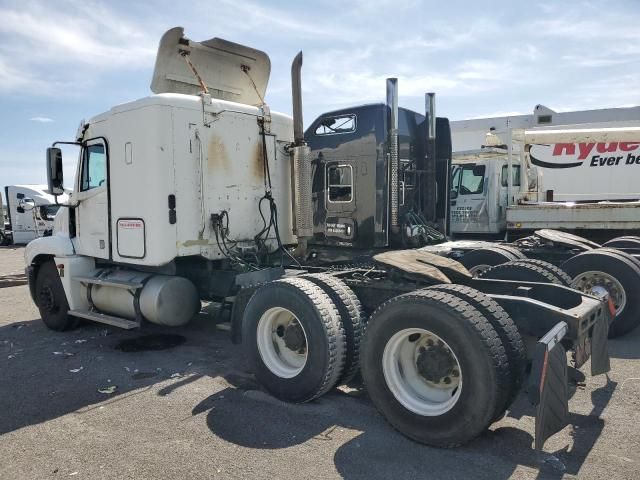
[{"left": 1, "top": 0, "right": 639, "bottom": 201}]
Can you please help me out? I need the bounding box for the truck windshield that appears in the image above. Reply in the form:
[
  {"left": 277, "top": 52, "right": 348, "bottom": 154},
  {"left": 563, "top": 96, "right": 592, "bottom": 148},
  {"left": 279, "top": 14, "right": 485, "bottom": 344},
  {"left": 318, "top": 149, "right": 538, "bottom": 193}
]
[{"left": 459, "top": 165, "right": 485, "bottom": 195}]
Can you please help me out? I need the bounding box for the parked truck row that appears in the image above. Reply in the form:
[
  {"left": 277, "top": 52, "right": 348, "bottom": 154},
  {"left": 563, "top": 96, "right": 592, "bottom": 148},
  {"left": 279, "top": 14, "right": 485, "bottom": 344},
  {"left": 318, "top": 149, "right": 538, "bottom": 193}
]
[
  {"left": 23, "top": 27, "right": 637, "bottom": 451},
  {"left": 1, "top": 185, "right": 63, "bottom": 245},
  {"left": 450, "top": 111, "right": 640, "bottom": 241}
]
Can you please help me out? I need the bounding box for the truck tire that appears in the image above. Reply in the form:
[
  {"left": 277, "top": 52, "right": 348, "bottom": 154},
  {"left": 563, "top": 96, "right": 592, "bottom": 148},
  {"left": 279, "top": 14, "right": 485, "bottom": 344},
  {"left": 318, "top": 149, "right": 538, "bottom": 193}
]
[
  {"left": 602, "top": 236, "right": 640, "bottom": 249},
  {"left": 479, "top": 260, "right": 565, "bottom": 285},
  {"left": 459, "top": 247, "right": 519, "bottom": 276},
  {"left": 492, "top": 245, "right": 527, "bottom": 260},
  {"left": 301, "top": 273, "right": 365, "bottom": 385},
  {"left": 242, "top": 277, "right": 346, "bottom": 403},
  {"left": 360, "top": 289, "right": 510, "bottom": 447},
  {"left": 0, "top": 231, "right": 10, "bottom": 246},
  {"left": 508, "top": 259, "right": 573, "bottom": 286},
  {"left": 35, "top": 261, "right": 78, "bottom": 331},
  {"left": 425, "top": 284, "right": 526, "bottom": 420},
  {"left": 597, "top": 247, "right": 640, "bottom": 270},
  {"left": 563, "top": 250, "right": 640, "bottom": 337}
]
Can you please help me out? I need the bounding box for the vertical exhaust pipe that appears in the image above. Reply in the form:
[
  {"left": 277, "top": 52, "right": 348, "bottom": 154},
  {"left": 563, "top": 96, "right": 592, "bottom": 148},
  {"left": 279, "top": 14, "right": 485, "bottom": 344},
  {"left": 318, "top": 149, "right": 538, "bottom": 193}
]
[
  {"left": 291, "top": 52, "right": 305, "bottom": 146},
  {"left": 289, "top": 52, "right": 313, "bottom": 253},
  {"left": 425, "top": 92, "right": 437, "bottom": 223},
  {"left": 387, "top": 78, "right": 400, "bottom": 234}
]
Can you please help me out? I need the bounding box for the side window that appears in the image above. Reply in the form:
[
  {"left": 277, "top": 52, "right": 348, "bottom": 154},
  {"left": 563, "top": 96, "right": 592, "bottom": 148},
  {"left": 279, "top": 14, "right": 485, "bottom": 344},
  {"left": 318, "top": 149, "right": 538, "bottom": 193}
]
[
  {"left": 327, "top": 164, "right": 353, "bottom": 203},
  {"left": 501, "top": 165, "right": 521, "bottom": 187},
  {"left": 459, "top": 165, "right": 485, "bottom": 195},
  {"left": 315, "top": 114, "right": 356, "bottom": 136},
  {"left": 81, "top": 143, "right": 107, "bottom": 191},
  {"left": 451, "top": 165, "right": 461, "bottom": 193}
]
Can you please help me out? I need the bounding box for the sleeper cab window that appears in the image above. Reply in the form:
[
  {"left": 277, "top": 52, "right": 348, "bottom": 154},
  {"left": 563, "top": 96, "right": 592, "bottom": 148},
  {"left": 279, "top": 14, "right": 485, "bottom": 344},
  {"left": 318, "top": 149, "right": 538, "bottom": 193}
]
[
  {"left": 81, "top": 143, "right": 107, "bottom": 191},
  {"left": 327, "top": 164, "right": 353, "bottom": 203},
  {"left": 315, "top": 114, "right": 356, "bottom": 136}
]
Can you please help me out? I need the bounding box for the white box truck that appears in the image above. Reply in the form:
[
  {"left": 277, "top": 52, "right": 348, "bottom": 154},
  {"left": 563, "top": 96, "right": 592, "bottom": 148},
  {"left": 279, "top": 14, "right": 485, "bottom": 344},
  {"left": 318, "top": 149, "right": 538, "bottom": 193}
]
[{"left": 450, "top": 126, "right": 640, "bottom": 242}]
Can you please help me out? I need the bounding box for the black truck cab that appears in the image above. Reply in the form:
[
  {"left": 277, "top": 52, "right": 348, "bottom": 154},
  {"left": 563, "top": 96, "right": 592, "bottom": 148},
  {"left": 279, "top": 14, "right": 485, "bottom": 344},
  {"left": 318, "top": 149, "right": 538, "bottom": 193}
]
[{"left": 305, "top": 103, "right": 452, "bottom": 258}]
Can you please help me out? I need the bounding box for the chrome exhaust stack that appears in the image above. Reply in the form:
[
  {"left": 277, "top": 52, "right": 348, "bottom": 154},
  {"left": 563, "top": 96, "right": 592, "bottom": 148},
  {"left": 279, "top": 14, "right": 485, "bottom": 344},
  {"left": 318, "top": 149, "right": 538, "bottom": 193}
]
[
  {"left": 424, "top": 92, "right": 437, "bottom": 223},
  {"left": 387, "top": 78, "right": 400, "bottom": 234},
  {"left": 291, "top": 52, "right": 305, "bottom": 146},
  {"left": 289, "top": 52, "right": 313, "bottom": 252}
]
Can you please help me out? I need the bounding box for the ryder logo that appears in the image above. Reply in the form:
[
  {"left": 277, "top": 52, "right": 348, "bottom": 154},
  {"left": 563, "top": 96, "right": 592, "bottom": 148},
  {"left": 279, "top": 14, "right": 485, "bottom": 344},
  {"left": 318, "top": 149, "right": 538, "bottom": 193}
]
[{"left": 530, "top": 142, "right": 640, "bottom": 169}]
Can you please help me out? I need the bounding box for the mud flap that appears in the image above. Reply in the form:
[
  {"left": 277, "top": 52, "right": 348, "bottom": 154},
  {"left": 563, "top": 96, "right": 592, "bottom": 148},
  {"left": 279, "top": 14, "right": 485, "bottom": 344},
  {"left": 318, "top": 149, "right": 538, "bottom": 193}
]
[
  {"left": 528, "top": 321, "right": 569, "bottom": 451},
  {"left": 590, "top": 308, "right": 611, "bottom": 376}
]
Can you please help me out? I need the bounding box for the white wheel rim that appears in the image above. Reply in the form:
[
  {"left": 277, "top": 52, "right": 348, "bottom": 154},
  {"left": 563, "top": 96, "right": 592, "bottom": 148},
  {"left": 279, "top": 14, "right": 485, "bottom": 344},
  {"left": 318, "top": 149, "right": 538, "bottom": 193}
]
[
  {"left": 469, "top": 264, "right": 491, "bottom": 277},
  {"left": 571, "top": 271, "right": 627, "bottom": 315},
  {"left": 382, "top": 328, "right": 462, "bottom": 416},
  {"left": 257, "top": 307, "right": 308, "bottom": 378}
]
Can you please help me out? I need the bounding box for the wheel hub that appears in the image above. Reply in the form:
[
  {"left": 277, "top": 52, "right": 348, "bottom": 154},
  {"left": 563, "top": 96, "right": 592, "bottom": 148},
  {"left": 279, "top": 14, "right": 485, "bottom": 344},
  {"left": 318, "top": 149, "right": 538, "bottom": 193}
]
[
  {"left": 282, "top": 322, "right": 306, "bottom": 352},
  {"left": 571, "top": 271, "right": 626, "bottom": 315},
  {"left": 416, "top": 343, "right": 457, "bottom": 384},
  {"left": 382, "top": 327, "right": 463, "bottom": 416}
]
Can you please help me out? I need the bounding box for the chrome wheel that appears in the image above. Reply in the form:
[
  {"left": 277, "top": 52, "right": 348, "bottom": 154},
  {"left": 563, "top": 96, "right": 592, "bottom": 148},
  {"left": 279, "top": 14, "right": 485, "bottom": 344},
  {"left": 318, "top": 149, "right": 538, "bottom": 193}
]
[
  {"left": 256, "top": 307, "right": 308, "bottom": 378},
  {"left": 382, "top": 328, "right": 462, "bottom": 416},
  {"left": 572, "top": 271, "right": 627, "bottom": 315}
]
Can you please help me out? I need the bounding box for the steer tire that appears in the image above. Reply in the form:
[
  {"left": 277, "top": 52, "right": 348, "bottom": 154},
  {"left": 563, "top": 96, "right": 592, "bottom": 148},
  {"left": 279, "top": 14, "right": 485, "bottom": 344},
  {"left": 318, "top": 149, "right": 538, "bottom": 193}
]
[
  {"left": 426, "top": 284, "right": 526, "bottom": 420},
  {"left": 509, "top": 259, "right": 573, "bottom": 286},
  {"left": 302, "top": 273, "right": 365, "bottom": 384},
  {"left": 35, "top": 261, "right": 78, "bottom": 331},
  {"left": 479, "top": 260, "right": 565, "bottom": 285},
  {"left": 242, "top": 277, "right": 346, "bottom": 403},
  {"left": 459, "top": 247, "right": 520, "bottom": 277},
  {"left": 602, "top": 236, "right": 640, "bottom": 249},
  {"left": 360, "top": 289, "right": 510, "bottom": 447},
  {"left": 563, "top": 249, "right": 640, "bottom": 338}
]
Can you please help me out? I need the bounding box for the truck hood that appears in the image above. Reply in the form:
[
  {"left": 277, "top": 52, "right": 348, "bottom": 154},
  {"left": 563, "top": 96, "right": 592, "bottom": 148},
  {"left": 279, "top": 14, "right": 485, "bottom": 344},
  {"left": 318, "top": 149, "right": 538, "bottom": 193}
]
[{"left": 150, "top": 27, "right": 270, "bottom": 106}]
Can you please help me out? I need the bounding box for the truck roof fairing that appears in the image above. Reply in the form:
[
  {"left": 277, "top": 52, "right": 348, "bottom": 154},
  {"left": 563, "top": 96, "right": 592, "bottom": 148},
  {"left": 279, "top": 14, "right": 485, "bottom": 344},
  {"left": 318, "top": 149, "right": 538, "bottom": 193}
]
[{"left": 150, "top": 27, "right": 271, "bottom": 106}]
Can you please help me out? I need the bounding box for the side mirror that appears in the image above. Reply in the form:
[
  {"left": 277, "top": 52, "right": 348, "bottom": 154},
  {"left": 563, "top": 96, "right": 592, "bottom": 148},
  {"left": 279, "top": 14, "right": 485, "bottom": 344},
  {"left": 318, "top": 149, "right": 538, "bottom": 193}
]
[
  {"left": 450, "top": 189, "right": 459, "bottom": 200},
  {"left": 46, "top": 147, "right": 64, "bottom": 196}
]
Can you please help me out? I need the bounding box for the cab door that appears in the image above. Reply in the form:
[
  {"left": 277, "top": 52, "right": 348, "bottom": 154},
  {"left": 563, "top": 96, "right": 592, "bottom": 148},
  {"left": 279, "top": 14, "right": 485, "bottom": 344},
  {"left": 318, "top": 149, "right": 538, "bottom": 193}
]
[
  {"left": 451, "top": 163, "right": 488, "bottom": 233},
  {"left": 75, "top": 139, "right": 110, "bottom": 259}
]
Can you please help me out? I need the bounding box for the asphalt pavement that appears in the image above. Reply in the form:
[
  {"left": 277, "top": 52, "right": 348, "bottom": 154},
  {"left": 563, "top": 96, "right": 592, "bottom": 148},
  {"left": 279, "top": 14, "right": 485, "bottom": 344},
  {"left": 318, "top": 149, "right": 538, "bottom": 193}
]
[{"left": 1, "top": 246, "right": 639, "bottom": 479}]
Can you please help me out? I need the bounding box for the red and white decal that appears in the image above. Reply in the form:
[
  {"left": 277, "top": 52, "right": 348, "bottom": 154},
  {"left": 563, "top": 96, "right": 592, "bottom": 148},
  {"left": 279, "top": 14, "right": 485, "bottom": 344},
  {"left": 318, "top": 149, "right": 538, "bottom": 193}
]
[
  {"left": 530, "top": 142, "right": 640, "bottom": 169},
  {"left": 118, "top": 219, "right": 144, "bottom": 229}
]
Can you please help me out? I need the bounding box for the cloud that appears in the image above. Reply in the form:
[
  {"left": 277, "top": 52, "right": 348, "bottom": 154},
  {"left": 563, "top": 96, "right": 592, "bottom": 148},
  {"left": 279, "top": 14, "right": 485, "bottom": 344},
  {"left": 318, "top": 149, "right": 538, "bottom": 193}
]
[
  {"left": 0, "top": 0, "right": 157, "bottom": 95},
  {"left": 30, "top": 117, "right": 54, "bottom": 123}
]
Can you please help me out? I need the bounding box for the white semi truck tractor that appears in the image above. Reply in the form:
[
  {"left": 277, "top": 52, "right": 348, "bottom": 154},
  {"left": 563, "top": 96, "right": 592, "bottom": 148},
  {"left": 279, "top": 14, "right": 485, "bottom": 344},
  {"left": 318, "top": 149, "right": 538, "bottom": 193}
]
[
  {"left": 26, "top": 27, "right": 613, "bottom": 450},
  {"left": 1, "top": 185, "right": 65, "bottom": 245}
]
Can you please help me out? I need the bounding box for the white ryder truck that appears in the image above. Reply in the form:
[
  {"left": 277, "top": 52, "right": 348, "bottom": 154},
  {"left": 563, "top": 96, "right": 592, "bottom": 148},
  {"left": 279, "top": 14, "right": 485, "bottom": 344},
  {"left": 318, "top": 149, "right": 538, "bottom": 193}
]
[
  {"left": 450, "top": 126, "right": 640, "bottom": 240},
  {"left": 1, "top": 185, "right": 64, "bottom": 245},
  {"left": 25, "top": 27, "right": 617, "bottom": 450}
]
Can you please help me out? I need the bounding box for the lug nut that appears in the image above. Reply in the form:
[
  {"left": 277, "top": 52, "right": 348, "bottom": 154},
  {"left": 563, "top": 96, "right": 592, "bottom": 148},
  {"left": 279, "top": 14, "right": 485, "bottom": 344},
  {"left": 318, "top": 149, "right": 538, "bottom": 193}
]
[{"left": 443, "top": 377, "right": 452, "bottom": 384}]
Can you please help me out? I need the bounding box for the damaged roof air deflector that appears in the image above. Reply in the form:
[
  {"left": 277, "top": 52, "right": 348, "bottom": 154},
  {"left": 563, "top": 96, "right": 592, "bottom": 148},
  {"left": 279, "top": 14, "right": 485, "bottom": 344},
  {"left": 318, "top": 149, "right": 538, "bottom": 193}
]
[{"left": 150, "top": 27, "right": 271, "bottom": 106}]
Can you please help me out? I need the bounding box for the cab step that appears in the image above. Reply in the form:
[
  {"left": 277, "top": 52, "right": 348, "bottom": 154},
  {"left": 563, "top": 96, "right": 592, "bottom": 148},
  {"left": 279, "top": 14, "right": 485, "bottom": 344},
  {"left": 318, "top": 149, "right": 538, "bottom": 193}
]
[
  {"left": 73, "top": 275, "right": 144, "bottom": 290},
  {"left": 69, "top": 310, "right": 140, "bottom": 329}
]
